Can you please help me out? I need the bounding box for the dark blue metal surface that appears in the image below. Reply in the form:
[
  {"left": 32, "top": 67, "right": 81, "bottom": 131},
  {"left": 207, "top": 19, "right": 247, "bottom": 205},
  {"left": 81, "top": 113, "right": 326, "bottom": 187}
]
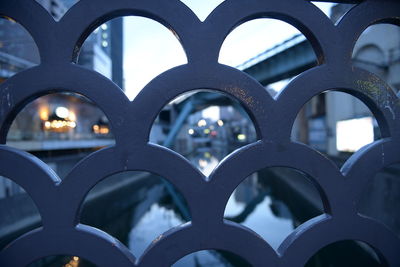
[{"left": 0, "top": 0, "right": 400, "bottom": 266}]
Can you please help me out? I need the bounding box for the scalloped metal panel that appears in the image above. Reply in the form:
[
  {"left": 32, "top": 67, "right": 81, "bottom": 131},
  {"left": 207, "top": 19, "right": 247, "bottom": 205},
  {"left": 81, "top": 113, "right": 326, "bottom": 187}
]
[{"left": 0, "top": 0, "right": 400, "bottom": 266}]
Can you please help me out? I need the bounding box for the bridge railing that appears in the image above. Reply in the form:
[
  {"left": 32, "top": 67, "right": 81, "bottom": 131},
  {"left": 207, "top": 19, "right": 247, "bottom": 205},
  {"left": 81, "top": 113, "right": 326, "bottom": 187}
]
[
  {"left": 0, "top": 1, "right": 399, "bottom": 266},
  {"left": 236, "top": 34, "right": 306, "bottom": 70}
]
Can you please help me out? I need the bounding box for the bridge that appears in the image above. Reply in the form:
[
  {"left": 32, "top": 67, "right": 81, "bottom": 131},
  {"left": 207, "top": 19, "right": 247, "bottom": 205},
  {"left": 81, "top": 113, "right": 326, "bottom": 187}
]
[
  {"left": 164, "top": 34, "right": 317, "bottom": 148},
  {"left": 238, "top": 34, "right": 316, "bottom": 85}
]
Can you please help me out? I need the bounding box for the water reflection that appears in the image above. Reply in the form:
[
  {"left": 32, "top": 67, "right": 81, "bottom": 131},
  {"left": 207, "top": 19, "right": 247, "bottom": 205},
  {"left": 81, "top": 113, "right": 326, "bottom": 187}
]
[
  {"left": 173, "top": 250, "right": 239, "bottom": 267},
  {"left": 24, "top": 152, "right": 382, "bottom": 267},
  {"left": 125, "top": 155, "right": 298, "bottom": 266},
  {"left": 224, "top": 171, "right": 295, "bottom": 250},
  {"left": 122, "top": 153, "right": 381, "bottom": 266},
  {"left": 194, "top": 154, "right": 219, "bottom": 176},
  {"left": 128, "top": 203, "right": 233, "bottom": 266},
  {"left": 128, "top": 200, "right": 249, "bottom": 266},
  {"left": 129, "top": 203, "right": 183, "bottom": 257},
  {"left": 226, "top": 191, "right": 294, "bottom": 250}
]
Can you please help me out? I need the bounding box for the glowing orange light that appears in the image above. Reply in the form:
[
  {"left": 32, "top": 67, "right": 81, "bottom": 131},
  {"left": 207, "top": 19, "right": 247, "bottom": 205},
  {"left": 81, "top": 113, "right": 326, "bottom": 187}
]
[
  {"left": 43, "top": 120, "right": 76, "bottom": 132},
  {"left": 68, "top": 111, "right": 76, "bottom": 121},
  {"left": 39, "top": 107, "right": 49, "bottom": 120},
  {"left": 93, "top": 124, "right": 109, "bottom": 135},
  {"left": 44, "top": 121, "right": 51, "bottom": 129},
  {"left": 99, "top": 127, "right": 109, "bottom": 134}
]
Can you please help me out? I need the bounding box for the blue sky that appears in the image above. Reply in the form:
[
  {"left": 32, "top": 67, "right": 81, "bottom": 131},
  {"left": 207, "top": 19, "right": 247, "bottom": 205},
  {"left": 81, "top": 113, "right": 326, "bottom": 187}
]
[{"left": 122, "top": 1, "right": 333, "bottom": 100}]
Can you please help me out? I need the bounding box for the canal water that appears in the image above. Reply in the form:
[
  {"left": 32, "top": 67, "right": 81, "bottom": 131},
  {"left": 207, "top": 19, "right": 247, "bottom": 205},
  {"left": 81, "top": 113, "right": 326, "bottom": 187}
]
[
  {"left": 126, "top": 156, "right": 294, "bottom": 266},
  {"left": 123, "top": 152, "right": 382, "bottom": 266},
  {"left": 30, "top": 151, "right": 383, "bottom": 266}
]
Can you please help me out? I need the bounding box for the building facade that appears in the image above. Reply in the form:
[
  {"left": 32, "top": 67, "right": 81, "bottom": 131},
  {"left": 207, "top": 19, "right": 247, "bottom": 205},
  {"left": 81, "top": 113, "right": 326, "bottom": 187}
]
[
  {"left": 0, "top": 0, "right": 123, "bottom": 197},
  {"left": 292, "top": 4, "right": 400, "bottom": 157}
]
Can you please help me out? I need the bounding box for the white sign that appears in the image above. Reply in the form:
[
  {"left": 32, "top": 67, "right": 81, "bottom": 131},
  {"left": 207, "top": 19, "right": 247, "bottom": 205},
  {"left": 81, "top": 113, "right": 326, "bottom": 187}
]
[{"left": 336, "top": 117, "right": 374, "bottom": 152}]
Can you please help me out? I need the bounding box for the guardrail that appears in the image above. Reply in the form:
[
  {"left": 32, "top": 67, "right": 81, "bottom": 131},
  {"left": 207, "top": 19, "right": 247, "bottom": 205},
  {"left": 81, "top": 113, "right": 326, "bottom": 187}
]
[{"left": 0, "top": 0, "right": 399, "bottom": 266}]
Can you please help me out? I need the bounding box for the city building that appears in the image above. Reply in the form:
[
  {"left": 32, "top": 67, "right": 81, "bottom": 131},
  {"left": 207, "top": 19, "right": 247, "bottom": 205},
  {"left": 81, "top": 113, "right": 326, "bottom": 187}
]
[
  {"left": 0, "top": 0, "right": 123, "bottom": 86},
  {"left": 0, "top": 16, "right": 39, "bottom": 82},
  {"left": 292, "top": 4, "right": 400, "bottom": 157},
  {"left": 0, "top": 0, "right": 123, "bottom": 197}
]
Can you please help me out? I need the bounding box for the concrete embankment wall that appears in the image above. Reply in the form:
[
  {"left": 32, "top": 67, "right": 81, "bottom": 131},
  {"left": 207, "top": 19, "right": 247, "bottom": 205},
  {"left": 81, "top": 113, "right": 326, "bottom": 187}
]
[
  {"left": 261, "top": 162, "right": 400, "bottom": 236},
  {"left": 0, "top": 172, "right": 164, "bottom": 249}
]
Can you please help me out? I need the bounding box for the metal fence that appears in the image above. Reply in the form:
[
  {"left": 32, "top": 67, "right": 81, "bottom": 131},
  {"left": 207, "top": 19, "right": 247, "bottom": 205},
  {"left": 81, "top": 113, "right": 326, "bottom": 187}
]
[{"left": 0, "top": 0, "right": 399, "bottom": 266}]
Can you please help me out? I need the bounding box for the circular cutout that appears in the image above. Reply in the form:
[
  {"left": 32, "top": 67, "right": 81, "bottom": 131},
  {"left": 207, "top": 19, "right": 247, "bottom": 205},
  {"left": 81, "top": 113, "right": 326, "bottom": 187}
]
[
  {"left": 80, "top": 171, "right": 190, "bottom": 258},
  {"left": 6, "top": 92, "right": 115, "bottom": 178},
  {"left": 151, "top": 90, "right": 257, "bottom": 176},
  {"left": 305, "top": 240, "right": 385, "bottom": 267},
  {"left": 77, "top": 16, "right": 187, "bottom": 100},
  {"left": 358, "top": 162, "right": 400, "bottom": 237},
  {"left": 0, "top": 176, "right": 41, "bottom": 250},
  {"left": 291, "top": 91, "right": 381, "bottom": 169},
  {"left": 224, "top": 167, "right": 323, "bottom": 250},
  {"left": 352, "top": 23, "right": 400, "bottom": 95},
  {"left": 0, "top": 17, "right": 39, "bottom": 81},
  {"left": 172, "top": 249, "right": 251, "bottom": 267},
  {"left": 220, "top": 18, "right": 317, "bottom": 95}
]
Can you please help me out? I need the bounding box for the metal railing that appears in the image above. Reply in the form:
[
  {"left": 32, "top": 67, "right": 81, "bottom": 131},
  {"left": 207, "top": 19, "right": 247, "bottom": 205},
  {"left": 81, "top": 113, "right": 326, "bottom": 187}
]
[{"left": 0, "top": 0, "right": 399, "bottom": 266}]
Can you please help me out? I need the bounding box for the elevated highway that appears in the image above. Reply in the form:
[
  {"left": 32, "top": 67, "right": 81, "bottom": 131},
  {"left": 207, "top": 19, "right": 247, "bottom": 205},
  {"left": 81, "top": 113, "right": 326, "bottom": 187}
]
[{"left": 166, "top": 34, "right": 317, "bottom": 147}]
